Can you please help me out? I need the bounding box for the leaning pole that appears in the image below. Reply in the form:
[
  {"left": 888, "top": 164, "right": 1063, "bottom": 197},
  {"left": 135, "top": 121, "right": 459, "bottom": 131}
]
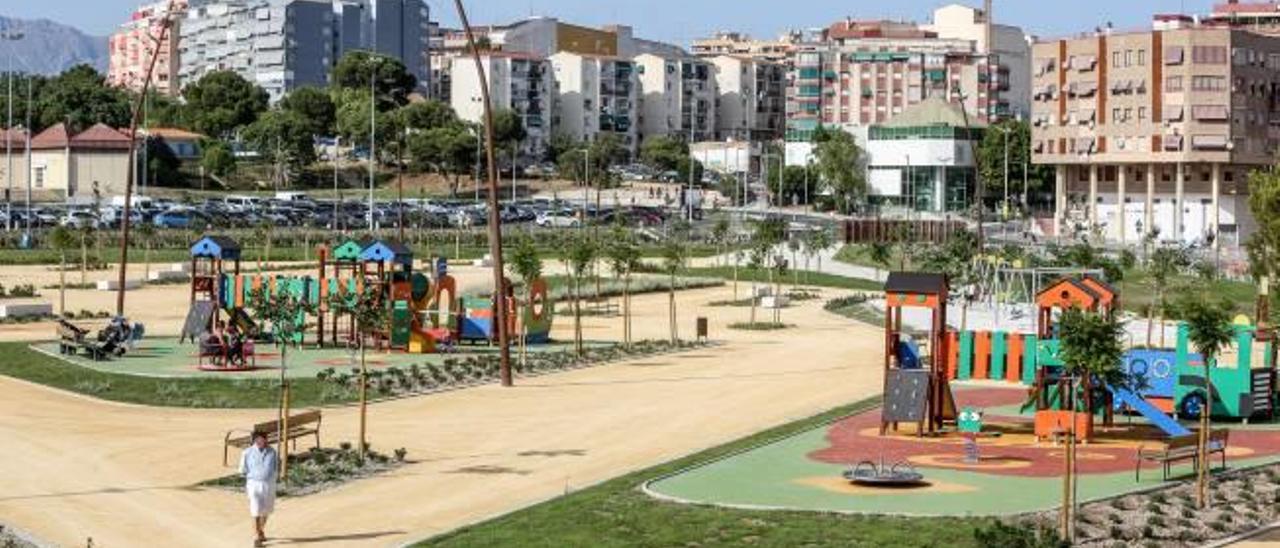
[
  {"left": 115, "top": 0, "right": 179, "bottom": 316},
  {"left": 454, "top": 0, "right": 513, "bottom": 386}
]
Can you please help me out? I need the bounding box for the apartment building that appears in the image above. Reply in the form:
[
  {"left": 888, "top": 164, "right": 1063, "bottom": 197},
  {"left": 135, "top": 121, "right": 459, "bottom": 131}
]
[
  {"left": 692, "top": 31, "right": 801, "bottom": 64},
  {"left": 785, "top": 5, "right": 1027, "bottom": 166},
  {"left": 635, "top": 54, "right": 717, "bottom": 143},
  {"left": 549, "top": 52, "right": 638, "bottom": 150},
  {"left": 1030, "top": 22, "right": 1280, "bottom": 248},
  {"left": 709, "top": 55, "right": 786, "bottom": 141},
  {"left": 107, "top": 0, "right": 187, "bottom": 97},
  {"left": 450, "top": 52, "right": 553, "bottom": 159},
  {"left": 178, "top": 0, "right": 429, "bottom": 103}
]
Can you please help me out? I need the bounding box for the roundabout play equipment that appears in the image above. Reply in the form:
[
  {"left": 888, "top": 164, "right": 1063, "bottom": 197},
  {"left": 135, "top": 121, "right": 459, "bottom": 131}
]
[{"left": 842, "top": 457, "right": 927, "bottom": 487}]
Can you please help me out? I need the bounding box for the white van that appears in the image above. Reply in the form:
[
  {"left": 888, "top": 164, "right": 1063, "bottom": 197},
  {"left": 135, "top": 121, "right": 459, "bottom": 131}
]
[
  {"left": 223, "top": 195, "right": 262, "bottom": 212},
  {"left": 275, "top": 191, "right": 310, "bottom": 202}
]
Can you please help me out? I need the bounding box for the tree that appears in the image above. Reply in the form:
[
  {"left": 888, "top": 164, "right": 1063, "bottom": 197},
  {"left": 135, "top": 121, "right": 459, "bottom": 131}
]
[
  {"left": 639, "top": 135, "right": 687, "bottom": 172},
  {"left": 37, "top": 65, "right": 131, "bottom": 131},
  {"left": 49, "top": 226, "right": 76, "bottom": 315},
  {"left": 1177, "top": 294, "right": 1234, "bottom": 509},
  {"left": 1148, "top": 247, "right": 1186, "bottom": 347},
  {"left": 813, "top": 127, "right": 867, "bottom": 214},
  {"left": 247, "top": 286, "right": 317, "bottom": 482},
  {"left": 779, "top": 165, "right": 818, "bottom": 206},
  {"left": 868, "top": 241, "right": 893, "bottom": 279},
  {"left": 710, "top": 216, "right": 731, "bottom": 267},
  {"left": 279, "top": 86, "right": 336, "bottom": 137},
  {"left": 407, "top": 122, "right": 477, "bottom": 197},
  {"left": 491, "top": 108, "right": 528, "bottom": 150},
  {"left": 605, "top": 224, "right": 642, "bottom": 347},
  {"left": 335, "top": 88, "right": 400, "bottom": 153},
  {"left": 201, "top": 141, "right": 237, "bottom": 178},
  {"left": 806, "top": 228, "right": 834, "bottom": 277},
  {"left": 507, "top": 235, "right": 543, "bottom": 362},
  {"left": 397, "top": 100, "right": 458, "bottom": 131},
  {"left": 661, "top": 226, "right": 690, "bottom": 343},
  {"left": 752, "top": 217, "right": 787, "bottom": 325},
  {"left": 1055, "top": 307, "right": 1127, "bottom": 541},
  {"left": 976, "top": 120, "right": 1052, "bottom": 207},
  {"left": 144, "top": 136, "right": 181, "bottom": 186},
  {"left": 1248, "top": 165, "right": 1280, "bottom": 323},
  {"left": 921, "top": 230, "right": 980, "bottom": 329},
  {"left": 327, "top": 285, "right": 388, "bottom": 463},
  {"left": 333, "top": 51, "right": 417, "bottom": 109},
  {"left": 242, "top": 109, "right": 317, "bottom": 185},
  {"left": 566, "top": 232, "right": 597, "bottom": 356},
  {"left": 181, "top": 71, "right": 269, "bottom": 138}
]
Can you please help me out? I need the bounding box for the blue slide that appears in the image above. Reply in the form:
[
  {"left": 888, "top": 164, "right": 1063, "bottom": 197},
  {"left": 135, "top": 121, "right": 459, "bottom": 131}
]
[
  {"left": 896, "top": 340, "right": 922, "bottom": 369},
  {"left": 1112, "top": 388, "right": 1192, "bottom": 437}
]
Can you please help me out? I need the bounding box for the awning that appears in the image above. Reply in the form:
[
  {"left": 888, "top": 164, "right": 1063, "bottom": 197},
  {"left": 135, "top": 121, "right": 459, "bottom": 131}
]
[
  {"left": 1191, "top": 135, "right": 1229, "bottom": 150},
  {"left": 1164, "top": 105, "right": 1185, "bottom": 122},
  {"left": 1163, "top": 134, "right": 1184, "bottom": 151},
  {"left": 1165, "top": 46, "right": 1184, "bottom": 65}
]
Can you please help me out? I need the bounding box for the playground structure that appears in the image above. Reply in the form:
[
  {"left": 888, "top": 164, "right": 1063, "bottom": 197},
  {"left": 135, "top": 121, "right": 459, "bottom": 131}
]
[
  {"left": 182, "top": 235, "right": 555, "bottom": 357},
  {"left": 918, "top": 272, "right": 1280, "bottom": 443},
  {"left": 881, "top": 272, "right": 957, "bottom": 436}
]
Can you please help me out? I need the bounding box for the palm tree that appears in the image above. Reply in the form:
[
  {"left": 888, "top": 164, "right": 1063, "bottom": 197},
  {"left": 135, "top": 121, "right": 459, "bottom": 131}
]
[
  {"left": 1178, "top": 294, "right": 1234, "bottom": 509},
  {"left": 605, "top": 224, "right": 641, "bottom": 348},
  {"left": 49, "top": 226, "right": 77, "bottom": 316},
  {"left": 566, "top": 232, "right": 597, "bottom": 356},
  {"left": 507, "top": 235, "right": 543, "bottom": 362},
  {"left": 1055, "top": 307, "right": 1127, "bottom": 541},
  {"left": 660, "top": 232, "right": 688, "bottom": 343}
]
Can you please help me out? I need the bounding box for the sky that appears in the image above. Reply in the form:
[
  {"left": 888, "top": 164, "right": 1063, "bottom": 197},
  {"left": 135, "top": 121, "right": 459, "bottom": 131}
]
[{"left": 6, "top": 0, "right": 1219, "bottom": 43}]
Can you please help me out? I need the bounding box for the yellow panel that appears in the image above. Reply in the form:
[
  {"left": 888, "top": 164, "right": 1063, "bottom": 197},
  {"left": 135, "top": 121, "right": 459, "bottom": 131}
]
[{"left": 556, "top": 23, "right": 617, "bottom": 56}]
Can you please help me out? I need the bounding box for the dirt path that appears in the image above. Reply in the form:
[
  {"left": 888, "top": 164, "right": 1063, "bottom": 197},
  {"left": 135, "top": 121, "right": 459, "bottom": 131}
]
[{"left": 0, "top": 284, "right": 884, "bottom": 547}]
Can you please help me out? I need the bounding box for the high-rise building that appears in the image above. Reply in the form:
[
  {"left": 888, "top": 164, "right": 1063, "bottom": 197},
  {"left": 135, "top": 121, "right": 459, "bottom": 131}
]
[
  {"left": 178, "top": 0, "right": 429, "bottom": 103},
  {"left": 784, "top": 5, "right": 1028, "bottom": 165},
  {"left": 1030, "top": 20, "right": 1279, "bottom": 248},
  {"left": 107, "top": 0, "right": 188, "bottom": 97},
  {"left": 549, "top": 52, "right": 638, "bottom": 150},
  {"left": 709, "top": 55, "right": 785, "bottom": 141},
  {"left": 635, "top": 53, "right": 717, "bottom": 143},
  {"left": 450, "top": 52, "right": 553, "bottom": 159}
]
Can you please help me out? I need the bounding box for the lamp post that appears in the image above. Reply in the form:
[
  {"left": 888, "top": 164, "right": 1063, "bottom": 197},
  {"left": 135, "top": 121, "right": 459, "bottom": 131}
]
[
  {"left": 368, "top": 56, "right": 377, "bottom": 232},
  {"left": 2, "top": 29, "right": 23, "bottom": 232}
]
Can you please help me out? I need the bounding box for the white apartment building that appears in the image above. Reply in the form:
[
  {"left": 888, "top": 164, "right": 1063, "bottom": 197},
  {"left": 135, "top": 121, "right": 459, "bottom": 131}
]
[
  {"left": 709, "top": 55, "right": 785, "bottom": 141},
  {"left": 450, "top": 52, "right": 554, "bottom": 159},
  {"left": 549, "top": 52, "right": 638, "bottom": 151},
  {"left": 635, "top": 53, "right": 717, "bottom": 144}
]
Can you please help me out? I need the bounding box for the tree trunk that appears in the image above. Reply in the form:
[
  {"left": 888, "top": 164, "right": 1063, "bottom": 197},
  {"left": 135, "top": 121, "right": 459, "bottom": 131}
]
[
  {"left": 573, "top": 275, "right": 583, "bottom": 357},
  {"left": 623, "top": 274, "right": 632, "bottom": 348},
  {"left": 1198, "top": 357, "right": 1211, "bottom": 508},
  {"left": 359, "top": 339, "right": 368, "bottom": 463},
  {"left": 1158, "top": 288, "right": 1166, "bottom": 348},
  {"left": 278, "top": 346, "right": 291, "bottom": 484},
  {"left": 80, "top": 237, "right": 88, "bottom": 285},
  {"left": 732, "top": 252, "right": 739, "bottom": 300},
  {"left": 668, "top": 275, "right": 677, "bottom": 344},
  {"left": 143, "top": 242, "right": 151, "bottom": 286}
]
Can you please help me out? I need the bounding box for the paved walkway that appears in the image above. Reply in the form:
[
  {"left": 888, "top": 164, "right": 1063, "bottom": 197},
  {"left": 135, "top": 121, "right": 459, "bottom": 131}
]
[{"left": 0, "top": 284, "right": 883, "bottom": 547}]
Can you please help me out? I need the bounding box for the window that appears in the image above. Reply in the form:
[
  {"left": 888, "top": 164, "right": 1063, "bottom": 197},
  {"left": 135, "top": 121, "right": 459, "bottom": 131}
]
[
  {"left": 1165, "top": 75, "right": 1183, "bottom": 92},
  {"left": 34, "top": 167, "right": 44, "bottom": 188},
  {"left": 1165, "top": 46, "right": 1185, "bottom": 65},
  {"left": 1112, "top": 107, "right": 1121, "bottom": 122},
  {"left": 1125, "top": 107, "right": 1133, "bottom": 121},
  {"left": 1138, "top": 49, "right": 1147, "bottom": 66},
  {"left": 1138, "top": 106, "right": 1147, "bottom": 121},
  {"left": 1113, "top": 51, "right": 1122, "bottom": 67},
  {"left": 1192, "top": 45, "right": 1228, "bottom": 65},
  {"left": 1191, "top": 75, "right": 1226, "bottom": 92},
  {"left": 1125, "top": 50, "right": 1133, "bottom": 67}
]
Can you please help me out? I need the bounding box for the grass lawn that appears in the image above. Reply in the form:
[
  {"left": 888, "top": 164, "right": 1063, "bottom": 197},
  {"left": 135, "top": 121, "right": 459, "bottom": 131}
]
[
  {"left": 1116, "top": 269, "right": 1260, "bottom": 318},
  {"left": 681, "top": 266, "right": 882, "bottom": 292},
  {"left": 418, "top": 397, "right": 999, "bottom": 547},
  {"left": 0, "top": 342, "right": 351, "bottom": 408}
]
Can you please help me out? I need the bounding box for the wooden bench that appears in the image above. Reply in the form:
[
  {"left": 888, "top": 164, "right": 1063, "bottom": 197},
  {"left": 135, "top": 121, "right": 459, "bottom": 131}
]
[
  {"left": 57, "top": 319, "right": 90, "bottom": 355},
  {"left": 223, "top": 410, "right": 323, "bottom": 466},
  {"left": 1135, "top": 429, "right": 1229, "bottom": 481}
]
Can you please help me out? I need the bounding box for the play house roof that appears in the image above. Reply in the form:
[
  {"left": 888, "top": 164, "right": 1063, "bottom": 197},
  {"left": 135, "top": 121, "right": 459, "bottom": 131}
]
[
  {"left": 359, "top": 239, "right": 413, "bottom": 265},
  {"left": 1036, "top": 277, "right": 1107, "bottom": 311},
  {"left": 332, "top": 239, "right": 368, "bottom": 261},
  {"left": 884, "top": 272, "right": 948, "bottom": 296},
  {"left": 1079, "top": 275, "right": 1117, "bottom": 306},
  {"left": 190, "top": 236, "right": 241, "bottom": 260}
]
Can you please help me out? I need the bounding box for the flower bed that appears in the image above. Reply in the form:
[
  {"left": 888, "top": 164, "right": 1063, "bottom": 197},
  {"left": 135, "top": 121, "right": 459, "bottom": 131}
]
[{"left": 200, "top": 444, "right": 408, "bottom": 498}]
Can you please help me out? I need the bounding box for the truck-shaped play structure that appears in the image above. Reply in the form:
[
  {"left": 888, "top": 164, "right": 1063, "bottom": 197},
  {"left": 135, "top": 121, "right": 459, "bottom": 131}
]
[{"left": 183, "top": 235, "right": 555, "bottom": 354}]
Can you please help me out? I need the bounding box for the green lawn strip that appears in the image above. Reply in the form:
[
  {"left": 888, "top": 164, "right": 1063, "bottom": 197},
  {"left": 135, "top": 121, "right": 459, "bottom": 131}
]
[
  {"left": 1116, "top": 269, "right": 1258, "bottom": 318},
  {"left": 0, "top": 342, "right": 350, "bottom": 408},
  {"left": 680, "top": 266, "right": 882, "bottom": 291},
  {"left": 418, "top": 397, "right": 1004, "bottom": 548}
]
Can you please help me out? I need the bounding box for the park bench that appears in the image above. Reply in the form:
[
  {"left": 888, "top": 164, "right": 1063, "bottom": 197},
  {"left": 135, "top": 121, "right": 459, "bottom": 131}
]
[
  {"left": 57, "top": 319, "right": 90, "bottom": 355},
  {"left": 223, "top": 410, "right": 323, "bottom": 466},
  {"left": 1135, "top": 429, "right": 1230, "bottom": 481}
]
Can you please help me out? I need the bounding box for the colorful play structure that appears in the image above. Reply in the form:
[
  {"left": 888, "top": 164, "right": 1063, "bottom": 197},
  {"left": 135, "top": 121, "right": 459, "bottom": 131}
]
[
  {"left": 882, "top": 271, "right": 1279, "bottom": 442},
  {"left": 182, "top": 235, "right": 555, "bottom": 356}
]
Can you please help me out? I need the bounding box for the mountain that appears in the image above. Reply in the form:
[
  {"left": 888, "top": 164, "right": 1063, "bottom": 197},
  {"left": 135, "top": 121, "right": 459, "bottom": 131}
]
[{"left": 0, "top": 16, "right": 108, "bottom": 75}]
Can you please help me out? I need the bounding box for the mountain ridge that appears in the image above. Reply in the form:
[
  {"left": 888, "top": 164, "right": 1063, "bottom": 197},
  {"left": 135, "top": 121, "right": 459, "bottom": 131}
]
[{"left": 0, "top": 15, "right": 109, "bottom": 76}]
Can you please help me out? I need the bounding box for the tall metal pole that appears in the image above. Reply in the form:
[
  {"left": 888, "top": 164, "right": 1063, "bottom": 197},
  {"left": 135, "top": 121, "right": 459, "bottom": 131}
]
[
  {"left": 115, "top": 0, "right": 177, "bottom": 316},
  {"left": 455, "top": 0, "right": 512, "bottom": 386},
  {"left": 5, "top": 56, "right": 12, "bottom": 232},
  {"left": 687, "top": 88, "right": 695, "bottom": 222},
  {"left": 333, "top": 136, "right": 340, "bottom": 227},
  {"left": 23, "top": 75, "right": 30, "bottom": 237},
  {"left": 368, "top": 61, "right": 376, "bottom": 232}
]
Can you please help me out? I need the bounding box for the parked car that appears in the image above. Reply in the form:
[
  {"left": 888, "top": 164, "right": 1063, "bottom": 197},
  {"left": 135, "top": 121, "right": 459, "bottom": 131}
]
[
  {"left": 60, "top": 210, "right": 102, "bottom": 229},
  {"left": 535, "top": 209, "right": 581, "bottom": 228},
  {"left": 153, "top": 209, "right": 208, "bottom": 229}
]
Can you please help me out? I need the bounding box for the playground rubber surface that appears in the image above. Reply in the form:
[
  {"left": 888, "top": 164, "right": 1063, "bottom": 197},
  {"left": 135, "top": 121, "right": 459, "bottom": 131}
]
[
  {"left": 648, "top": 385, "right": 1280, "bottom": 516},
  {"left": 0, "top": 281, "right": 887, "bottom": 547}
]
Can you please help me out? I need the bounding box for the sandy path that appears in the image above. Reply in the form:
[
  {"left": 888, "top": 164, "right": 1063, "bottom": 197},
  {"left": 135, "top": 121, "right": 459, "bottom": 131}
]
[{"left": 0, "top": 281, "right": 883, "bottom": 547}]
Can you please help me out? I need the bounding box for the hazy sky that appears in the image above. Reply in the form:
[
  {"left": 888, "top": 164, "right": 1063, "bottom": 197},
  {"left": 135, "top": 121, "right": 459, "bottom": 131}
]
[{"left": 6, "top": 0, "right": 1216, "bottom": 43}]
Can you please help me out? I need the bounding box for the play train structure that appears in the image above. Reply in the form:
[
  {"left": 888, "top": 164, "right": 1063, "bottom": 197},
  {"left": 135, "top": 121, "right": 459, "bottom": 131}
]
[
  {"left": 181, "top": 235, "right": 554, "bottom": 354},
  {"left": 881, "top": 271, "right": 1278, "bottom": 442}
]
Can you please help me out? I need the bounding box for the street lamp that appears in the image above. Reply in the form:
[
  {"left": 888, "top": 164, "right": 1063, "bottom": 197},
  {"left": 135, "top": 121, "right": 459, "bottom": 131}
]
[{"left": 1, "top": 29, "right": 24, "bottom": 232}]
